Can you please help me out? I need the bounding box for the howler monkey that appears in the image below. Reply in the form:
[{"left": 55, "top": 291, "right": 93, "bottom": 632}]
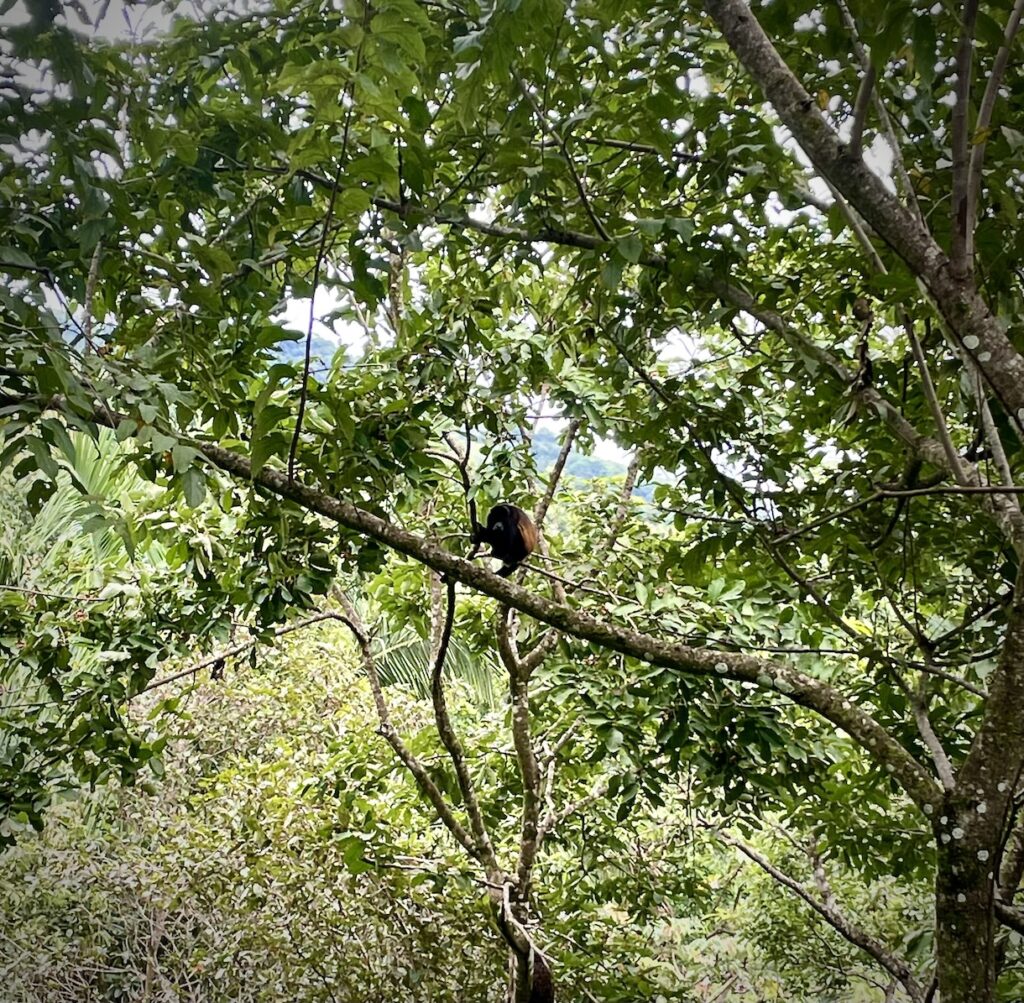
[{"left": 471, "top": 503, "right": 538, "bottom": 578}]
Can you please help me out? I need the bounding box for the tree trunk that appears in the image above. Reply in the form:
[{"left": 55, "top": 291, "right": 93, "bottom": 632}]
[{"left": 934, "top": 821, "right": 1000, "bottom": 1002}]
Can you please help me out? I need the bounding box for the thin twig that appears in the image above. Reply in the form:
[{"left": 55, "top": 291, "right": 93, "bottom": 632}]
[
  {"left": 975, "top": 366, "right": 1019, "bottom": 502},
  {"left": 287, "top": 14, "right": 367, "bottom": 481},
  {"left": 0, "top": 583, "right": 107, "bottom": 602},
  {"left": 906, "top": 323, "right": 969, "bottom": 485},
  {"left": 515, "top": 75, "right": 611, "bottom": 242},
  {"left": 712, "top": 826, "right": 926, "bottom": 1001},
  {"left": 137, "top": 611, "right": 340, "bottom": 695},
  {"left": 603, "top": 451, "right": 641, "bottom": 553},
  {"left": 81, "top": 240, "right": 103, "bottom": 352}
]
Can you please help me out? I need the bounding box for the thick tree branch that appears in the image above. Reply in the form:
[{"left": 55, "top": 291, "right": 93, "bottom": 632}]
[
  {"left": 960, "top": 568, "right": 1024, "bottom": 808},
  {"left": 1, "top": 392, "right": 943, "bottom": 810},
  {"left": 497, "top": 624, "right": 543, "bottom": 892}
]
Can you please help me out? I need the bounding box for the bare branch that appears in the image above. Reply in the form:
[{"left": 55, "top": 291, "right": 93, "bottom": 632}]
[
  {"left": 534, "top": 418, "right": 579, "bottom": 530},
  {"left": 910, "top": 682, "right": 956, "bottom": 792},
  {"left": 975, "top": 367, "right": 1019, "bottom": 502},
  {"left": 715, "top": 827, "right": 926, "bottom": 1002},
  {"left": 965, "top": 0, "right": 1024, "bottom": 261},
  {"left": 497, "top": 616, "right": 544, "bottom": 891},
  {"left": 914, "top": 660, "right": 988, "bottom": 700},
  {"left": 430, "top": 576, "right": 498, "bottom": 869},
  {"left": 603, "top": 451, "right": 641, "bottom": 553},
  {"left": 4, "top": 391, "right": 944, "bottom": 811},
  {"left": 995, "top": 899, "right": 1024, "bottom": 936},
  {"left": 137, "top": 611, "right": 341, "bottom": 696},
  {"left": 906, "top": 324, "right": 969, "bottom": 486},
  {"left": 848, "top": 63, "right": 875, "bottom": 161},
  {"left": 333, "top": 593, "right": 479, "bottom": 858},
  {"left": 951, "top": 0, "right": 980, "bottom": 276},
  {"left": 538, "top": 777, "right": 610, "bottom": 842}
]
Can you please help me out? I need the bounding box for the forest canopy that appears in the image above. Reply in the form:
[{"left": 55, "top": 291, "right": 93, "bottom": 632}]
[{"left": 3, "top": 0, "right": 1024, "bottom": 1000}]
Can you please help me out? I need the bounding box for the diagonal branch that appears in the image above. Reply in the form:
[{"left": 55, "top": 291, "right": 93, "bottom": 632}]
[
  {"left": 2, "top": 391, "right": 943, "bottom": 811},
  {"left": 995, "top": 900, "right": 1024, "bottom": 936},
  {"left": 334, "top": 592, "right": 479, "bottom": 859},
  {"left": 137, "top": 611, "right": 342, "bottom": 696},
  {"left": 701, "top": 0, "right": 1024, "bottom": 431},
  {"left": 603, "top": 451, "right": 641, "bottom": 554},
  {"left": 534, "top": 417, "right": 579, "bottom": 530},
  {"left": 965, "top": 0, "right": 1024, "bottom": 262},
  {"left": 835, "top": 0, "right": 924, "bottom": 222},
  {"left": 719, "top": 283, "right": 1024, "bottom": 554},
  {"left": 906, "top": 323, "right": 969, "bottom": 486},
  {"left": 510, "top": 418, "right": 580, "bottom": 665},
  {"left": 715, "top": 827, "right": 926, "bottom": 1002}
]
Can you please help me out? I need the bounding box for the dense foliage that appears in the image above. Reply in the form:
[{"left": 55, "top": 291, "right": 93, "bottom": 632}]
[{"left": 0, "top": 623, "right": 928, "bottom": 1002}]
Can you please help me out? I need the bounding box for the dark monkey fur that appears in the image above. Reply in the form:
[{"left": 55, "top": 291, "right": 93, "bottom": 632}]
[{"left": 471, "top": 504, "right": 538, "bottom": 578}]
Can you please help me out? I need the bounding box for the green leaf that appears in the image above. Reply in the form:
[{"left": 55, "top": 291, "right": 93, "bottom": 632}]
[
  {"left": 182, "top": 468, "right": 206, "bottom": 508},
  {"left": 616, "top": 234, "right": 642, "bottom": 263},
  {"left": 0, "top": 246, "right": 37, "bottom": 270}
]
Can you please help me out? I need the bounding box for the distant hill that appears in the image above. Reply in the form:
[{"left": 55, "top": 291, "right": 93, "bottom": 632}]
[
  {"left": 532, "top": 427, "right": 653, "bottom": 500},
  {"left": 275, "top": 335, "right": 343, "bottom": 367}
]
